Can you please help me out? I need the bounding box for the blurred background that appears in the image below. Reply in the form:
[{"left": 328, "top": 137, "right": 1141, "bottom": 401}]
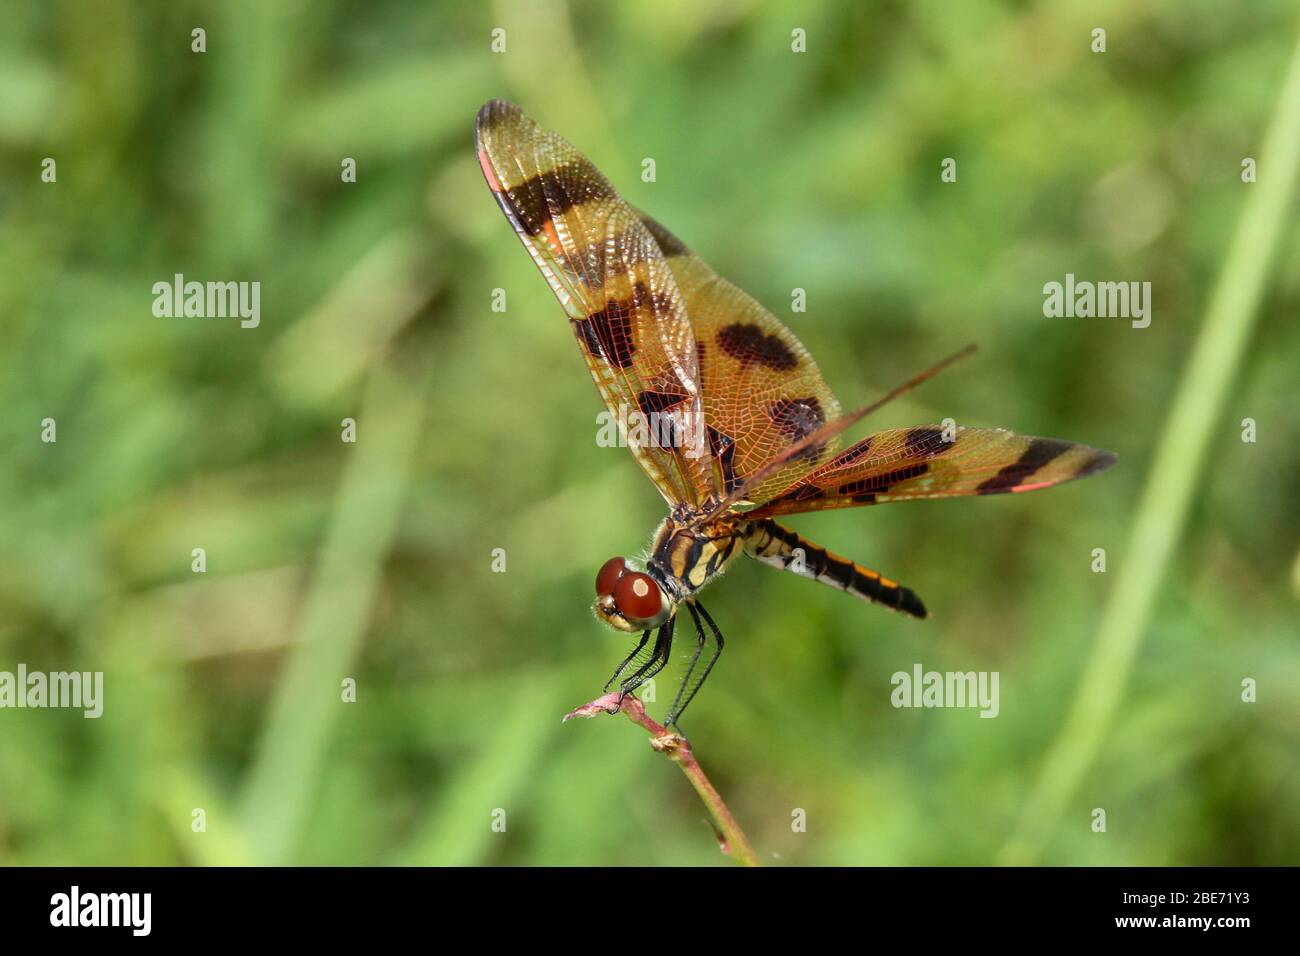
[{"left": 0, "top": 0, "right": 1297, "bottom": 866}]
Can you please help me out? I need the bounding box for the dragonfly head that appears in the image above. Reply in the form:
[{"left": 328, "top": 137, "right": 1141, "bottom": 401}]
[{"left": 593, "top": 556, "right": 673, "bottom": 633}]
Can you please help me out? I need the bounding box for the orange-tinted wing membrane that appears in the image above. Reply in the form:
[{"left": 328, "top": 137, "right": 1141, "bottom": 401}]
[
  {"left": 747, "top": 425, "right": 1117, "bottom": 518},
  {"left": 475, "top": 100, "right": 713, "bottom": 507},
  {"left": 638, "top": 212, "right": 842, "bottom": 505}
]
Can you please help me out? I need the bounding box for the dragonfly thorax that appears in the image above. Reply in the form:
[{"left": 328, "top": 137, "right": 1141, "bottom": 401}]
[{"left": 645, "top": 516, "right": 746, "bottom": 601}]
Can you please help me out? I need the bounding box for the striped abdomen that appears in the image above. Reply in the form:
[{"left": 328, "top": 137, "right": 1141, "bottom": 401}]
[{"left": 742, "top": 518, "right": 928, "bottom": 619}]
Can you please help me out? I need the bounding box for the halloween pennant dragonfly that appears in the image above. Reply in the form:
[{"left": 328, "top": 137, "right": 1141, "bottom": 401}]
[{"left": 476, "top": 100, "right": 1116, "bottom": 727}]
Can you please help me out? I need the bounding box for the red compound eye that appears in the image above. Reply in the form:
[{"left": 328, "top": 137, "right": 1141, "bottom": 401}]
[
  {"left": 614, "top": 572, "right": 662, "bottom": 621},
  {"left": 595, "top": 557, "right": 627, "bottom": 597}
]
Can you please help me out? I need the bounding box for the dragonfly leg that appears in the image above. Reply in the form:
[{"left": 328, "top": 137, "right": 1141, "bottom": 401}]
[
  {"left": 615, "top": 617, "right": 675, "bottom": 704},
  {"left": 664, "top": 601, "right": 725, "bottom": 731},
  {"left": 664, "top": 604, "right": 708, "bottom": 726},
  {"left": 604, "top": 630, "right": 651, "bottom": 692}
]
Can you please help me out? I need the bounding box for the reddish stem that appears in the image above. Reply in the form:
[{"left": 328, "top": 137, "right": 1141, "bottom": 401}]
[{"left": 564, "top": 692, "right": 760, "bottom": 867}]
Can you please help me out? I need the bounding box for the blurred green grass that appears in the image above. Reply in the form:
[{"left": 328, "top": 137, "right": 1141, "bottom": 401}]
[{"left": 0, "top": 0, "right": 1297, "bottom": 866}]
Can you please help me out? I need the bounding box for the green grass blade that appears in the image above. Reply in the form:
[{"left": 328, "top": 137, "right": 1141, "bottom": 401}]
[
  {"left": 237, "top": 362, "right": 425, "bottom": 864},
  {"left": 1001, "top": 24, "right": 1300, "bottom": 865}
]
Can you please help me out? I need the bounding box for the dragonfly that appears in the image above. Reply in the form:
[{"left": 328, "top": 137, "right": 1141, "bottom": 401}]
[{"left": 475, "top": 100, "right": 1117, "bottom": 728}]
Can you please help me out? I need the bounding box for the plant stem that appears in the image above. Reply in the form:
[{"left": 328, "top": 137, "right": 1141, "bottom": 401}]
[
  {"left": 565, "top": 693, "right": 761, "bottom": 867},
  {"left": 1000, "top": 24, "right": 1300, "bottom": 865}
]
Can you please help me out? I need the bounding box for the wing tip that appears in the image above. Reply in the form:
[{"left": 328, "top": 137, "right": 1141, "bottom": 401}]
[
  {"left": 475, "top": 99, "right": 522, "bottom": 143},
  {"left": 637, "top": 209, "right": 692, "bottom": 258},
  {"left": 475, "top": 100, "right": 525, "bottom": 192},
  {"left": 1077, "top": 447, "right": 1118, "bottom": 480}
]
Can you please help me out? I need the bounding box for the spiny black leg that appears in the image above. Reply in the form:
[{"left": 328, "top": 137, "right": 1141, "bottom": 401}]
[
  {"left": 666, "top": 601, "right": 725, "bottom": 730},
  {"left": 616, "top": 618, "right": 674, "bottom": 704},
  {"left": 621, "top": 624, "right": 668, "bottom": 693},
  {"left": 665, "top": 603, "right": 708, "bottom": 727},
  {"left": 627, "top": 618, "right": 674, "bottom": 691},
  {"left": 604, "top": 630, "right": 651, "bottom": 692}
]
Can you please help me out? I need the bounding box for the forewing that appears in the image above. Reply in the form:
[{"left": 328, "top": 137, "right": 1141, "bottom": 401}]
[
  {"left": 748, "top": 425, "right": 1117, "bottom": 517},
  {"left": 638, "top": 213, "right": 842, "bottom": 505},
  {"left": 475, "top": 101, "right": 713, "bottom": 506}
]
